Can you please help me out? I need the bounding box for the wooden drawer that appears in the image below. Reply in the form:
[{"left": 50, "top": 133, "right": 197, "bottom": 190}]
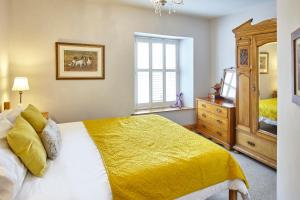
[
  {"left": 197, "top": 100, "right": 228, "bottom": 118},
  {"left": 196, "top": 98, "right": 235, "bottom": 150},
  {"left": 236, "top": 132, "right": 277, "bottom": 161},
  {"left": 197, "top": 121, "right": 228, "bottom": 142},
  {"left": 198, "top": 110, "right": 228, "bottom": 131}
]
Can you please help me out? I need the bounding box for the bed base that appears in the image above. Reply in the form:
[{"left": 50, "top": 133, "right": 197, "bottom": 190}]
[{"left": 229, "top": 190, "right": 238, "bottom": 200}]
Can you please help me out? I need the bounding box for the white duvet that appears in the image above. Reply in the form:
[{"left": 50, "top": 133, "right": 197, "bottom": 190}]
[{"left": 15, "top": 122, "right": 249, "bottom": 200}]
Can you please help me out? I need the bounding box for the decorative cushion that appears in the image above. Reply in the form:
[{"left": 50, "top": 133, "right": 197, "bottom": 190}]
[
  {"left": 21, "top": 104, "right": 47, "bottom": 134},
  {"left": 0, "top": 139, "right": 27, "bottom": 200},
  {"left": 40, "top": 119, "right": 62, "bottom": 160},
  {"left": 7, "top": 116, "right": 47, "bottom": 177},
  {"left": 0, "top": 118, "right": 13, "bottom": 139}
]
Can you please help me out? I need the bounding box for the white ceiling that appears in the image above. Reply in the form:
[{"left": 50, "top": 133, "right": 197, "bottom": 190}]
[{"left": 115, "top": 0, "right": 275, "bottom": 18}]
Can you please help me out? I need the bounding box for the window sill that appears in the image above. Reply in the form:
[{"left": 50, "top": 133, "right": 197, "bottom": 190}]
[{"left": 133, "top": 107, "right": 194, "bottom": 116}]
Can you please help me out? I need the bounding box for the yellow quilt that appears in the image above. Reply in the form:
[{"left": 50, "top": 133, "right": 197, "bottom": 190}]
[
  {"left": 259, "top": 98, "right": 277, "bottom": 121},
  {"left": 83, "top": 115, "right": 248, "bottom": 200}
]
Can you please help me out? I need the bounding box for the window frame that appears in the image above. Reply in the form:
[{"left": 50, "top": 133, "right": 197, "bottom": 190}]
[{"left": 135, "top": 36, "right": 180, "bottom": 110}]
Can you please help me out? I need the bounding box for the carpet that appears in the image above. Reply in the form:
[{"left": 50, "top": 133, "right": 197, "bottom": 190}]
[{"left": 207, "top": 151, "right": 276, "bottom": 200}]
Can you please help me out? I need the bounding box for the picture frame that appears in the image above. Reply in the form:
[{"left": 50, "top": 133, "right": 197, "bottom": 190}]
[
  {"left": 292, "top": 28, "right": 300, "bottom": 105},
  {"left": 259, "top": 52, "right": 269, "bottom": 74},
  {"left": 56, "top": 42, "right": 105, "bottom": 80}
]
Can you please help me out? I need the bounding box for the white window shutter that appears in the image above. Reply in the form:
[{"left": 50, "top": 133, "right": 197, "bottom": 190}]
[
  {"left": 135, "top": 37, "right": 179, "bottom": 109},
  {"left": 152, "top": 71, "right": 164, "bottom": 103},
  {"left": 166, "top": 72, "right": 177, "bottom": 102},
  {"left": 137, "top": 42, "right": 149, "bottom": 69},
  {"left": 137, "top": 72, "right": 149, "bottom": 104}
]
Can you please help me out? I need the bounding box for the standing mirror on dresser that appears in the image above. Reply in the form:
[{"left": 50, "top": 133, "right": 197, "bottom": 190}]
[
  {"left": 221, "top": 68, "right": 237, "bottom": 101},
  {"left": 233, "top": 19, "right": 277, "bottom": 169}
]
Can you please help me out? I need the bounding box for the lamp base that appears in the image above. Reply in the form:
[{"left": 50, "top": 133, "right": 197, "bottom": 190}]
[{"left": 19, "top": 91, "right": 23, "bottom": 104}]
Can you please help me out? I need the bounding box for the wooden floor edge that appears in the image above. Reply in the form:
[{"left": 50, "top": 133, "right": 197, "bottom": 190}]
[{"left": 229, "top": 190, "right": 238, "bottom": 200}]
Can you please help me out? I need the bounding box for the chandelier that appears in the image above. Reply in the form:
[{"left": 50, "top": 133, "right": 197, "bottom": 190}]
[{"left": 151, "top": 0, "right": 184, "bottom": 15}]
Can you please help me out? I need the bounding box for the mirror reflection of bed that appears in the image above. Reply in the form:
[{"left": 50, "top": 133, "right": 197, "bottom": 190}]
[{"left": 258, "top": 42, "right": 278, "bottom": 135}]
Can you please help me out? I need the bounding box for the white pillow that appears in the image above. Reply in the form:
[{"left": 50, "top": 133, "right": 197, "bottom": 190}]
[
  {"left": 1, "top": 106, "right": 23, "bottom": 124},
  {"left": 0, "top": 118, "right": 13, "bottom": 139},
  {"left": 0, "top": 110, "right": 10, "bottom": 120},
  {"left": 0, "top": 139, "right": 27, "bottom": 200}
]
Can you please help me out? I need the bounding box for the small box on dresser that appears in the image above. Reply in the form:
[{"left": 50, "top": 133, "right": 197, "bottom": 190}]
[{"left": 195, "top": 97, "right": 236, "bottom": 150}]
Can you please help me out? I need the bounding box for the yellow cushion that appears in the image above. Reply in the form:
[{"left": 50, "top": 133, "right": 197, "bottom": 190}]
[
  {"left": 7, "top": 116, "right": 47, "bottom": 176},
  {"left": 21, "top": 104, "right": 47, "bottom": 134}
]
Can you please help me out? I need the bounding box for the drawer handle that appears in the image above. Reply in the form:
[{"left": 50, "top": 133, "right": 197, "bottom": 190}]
[
  {"left": 202, "top": 104, "right": 207, "bottom": 108},
  {"left": 216, "top": 119, "right": 223, "bottom": 124},
  {"left": 247, "top": 141, "right": 256, "bottom": 147},
  {"left": 216, "top": 131, "right": 222, "bottom": 136},
  {"left": 202, "top": 114, "right": 207, "bottom": 118},
  {"left": 216, "top": 108, "right": 222, "bottom": 113}
]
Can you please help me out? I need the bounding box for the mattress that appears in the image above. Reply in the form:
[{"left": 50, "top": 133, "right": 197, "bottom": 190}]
[{"left": 15, "top": 122, "right": 248, "bottom": 200}]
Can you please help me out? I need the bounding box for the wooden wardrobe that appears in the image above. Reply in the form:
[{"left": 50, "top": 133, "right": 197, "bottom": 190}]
[{"left": 233, "top": 19, "right": 277, "bottom": 169}]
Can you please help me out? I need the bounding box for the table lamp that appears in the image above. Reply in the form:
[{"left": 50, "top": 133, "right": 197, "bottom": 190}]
[{"left": 12, "top": 77, "right": 30, "bottom": 104}]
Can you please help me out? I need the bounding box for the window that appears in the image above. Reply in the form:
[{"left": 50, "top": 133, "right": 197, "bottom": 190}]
[{"left": 135, "top": 37, "right": 179, "bottom": 109}]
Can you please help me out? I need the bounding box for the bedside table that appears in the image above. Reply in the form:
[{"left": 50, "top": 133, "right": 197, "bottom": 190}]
[{"left": 42, "top": 112, "right": 49, "bottom": 119}]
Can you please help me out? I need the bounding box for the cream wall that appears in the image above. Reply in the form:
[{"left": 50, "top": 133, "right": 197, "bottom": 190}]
[
  {"left": 0, "top": 0, "right": 9, "bottom": 111},
  {"left": 277, "top": 0, "right": 300, "bottom": 198},
  {"left": 210, "top": 1, "right": 276, "bottom": 85},
  {"left": 259, "top": 42, "right": 278, "bottom": 99},
  {"left": 8, "top": 0, "right": 211, "bottom": 123}
]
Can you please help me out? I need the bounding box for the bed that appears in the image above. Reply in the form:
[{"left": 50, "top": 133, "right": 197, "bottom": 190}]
[{"left": 15, "top": 115, "right": 249, "bottom": 200}]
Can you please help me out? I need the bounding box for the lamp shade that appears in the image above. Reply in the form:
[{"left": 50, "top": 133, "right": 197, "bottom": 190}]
[{"left": 12, "top": 77, "right": 30, "bottom": 91}]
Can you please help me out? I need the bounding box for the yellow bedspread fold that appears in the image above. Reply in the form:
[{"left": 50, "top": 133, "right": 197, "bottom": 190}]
[
  {"left": 259, "top": 98, "right": 277, "bottom": 121},
  {"left": 83, "top": 115, "right": 248, "bottom": 200}
]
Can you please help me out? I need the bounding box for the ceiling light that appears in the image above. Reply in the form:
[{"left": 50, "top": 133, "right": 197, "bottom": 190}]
[{"left": 151, "top": 0, "right": 184, "bottom": 16}]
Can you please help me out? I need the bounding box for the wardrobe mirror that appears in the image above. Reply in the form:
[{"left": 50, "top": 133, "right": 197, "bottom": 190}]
[{"left": 258, "top": 42, "right": 278, "bottom": 136}]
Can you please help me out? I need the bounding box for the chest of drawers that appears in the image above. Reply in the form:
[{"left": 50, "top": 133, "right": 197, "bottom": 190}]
[{"left": 196, "top": 98, "right": 236, "bottom": 150}]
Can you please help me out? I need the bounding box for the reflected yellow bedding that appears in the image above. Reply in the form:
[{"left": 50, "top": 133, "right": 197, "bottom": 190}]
[
  {"left": 83, "top": 115, "right": 248, "bottom": 200},
  {"left": 259, "top": 98, "right": 277, "bottom": 121}
]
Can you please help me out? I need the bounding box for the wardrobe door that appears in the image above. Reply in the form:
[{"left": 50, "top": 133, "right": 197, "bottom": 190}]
[
  {"left": 236, "top": 69, "right": 252, "bottom": 134},
  {"left": 236, "top": 39, "right": 252, "bottom": 134}
]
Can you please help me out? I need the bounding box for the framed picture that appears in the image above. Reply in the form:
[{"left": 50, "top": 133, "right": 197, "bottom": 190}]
[
  {"left": 259, "top": 52, "right": 269, "bottom": 74},
  {"left": 292, "top": 28, "right": 300, "bottom": 105},
  {"left": 56, "top": 42, "right": 105, "bottom": 80}
]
